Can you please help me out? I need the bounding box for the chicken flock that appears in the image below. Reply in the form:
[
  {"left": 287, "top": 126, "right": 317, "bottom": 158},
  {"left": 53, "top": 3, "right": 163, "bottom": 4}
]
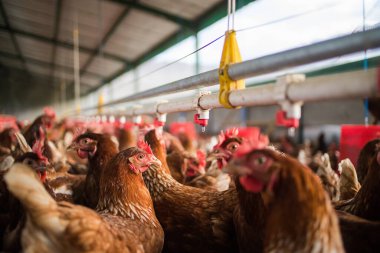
[{"left": 0, "top": 110, "right": 379, "bottom": 253}]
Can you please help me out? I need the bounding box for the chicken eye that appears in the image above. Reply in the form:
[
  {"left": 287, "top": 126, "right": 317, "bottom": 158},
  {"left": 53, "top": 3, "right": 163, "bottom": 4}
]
[
  {"left": 24, "top": 158, "right": 35, "bottom": 166},
  {"left": 137, "top": 154, "right": 145, "bottom": 160},
  {"left": 227, "top": 142, "right": 240, "bottom": 152},
  {"left": 256, "top": 156, "right": 267, "bottom": 165},
  {"left": 80, "top": 138, "right": 91, "bottom": 145}
]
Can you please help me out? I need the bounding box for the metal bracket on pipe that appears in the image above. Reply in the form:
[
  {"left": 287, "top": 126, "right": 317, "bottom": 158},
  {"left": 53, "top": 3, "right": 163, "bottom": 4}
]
[
  {"left": 119, "top": 115, "right": 127, "bottom": 124},
  {"left": 154, "top": 100, "right": 168, "bottom": 127},
  {"left": 197, "top": 91, "right": 212, "bottom": 110},
  {"left": 194, "top": 91, "right": 211, "bottom": 132},
  {"left": 131, "top": 105, "right": 143, "bottom": 125},
  {"left": 274, "top": 74, "right": 305, "bottom": 101},
  {"left": 274, "top": 74, "right": 305, "bottom": 135},
  {"left": 109, "top": 115, "right": 115, "bottom": 124}
]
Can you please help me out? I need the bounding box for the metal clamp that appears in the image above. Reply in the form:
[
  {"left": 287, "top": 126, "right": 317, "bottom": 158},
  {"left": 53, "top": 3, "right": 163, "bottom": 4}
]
[
  {"left": 218, "top": 30, "right": 245, "bottom": 109},
  {"left": 194, "top": 91, "right": 211, "bottom": 132},
  {"left": 274, "top": 74, "right": 305, "bottom": 130},
  {"left": 154, "top": 100, "right": 168, "bottom": 127}
]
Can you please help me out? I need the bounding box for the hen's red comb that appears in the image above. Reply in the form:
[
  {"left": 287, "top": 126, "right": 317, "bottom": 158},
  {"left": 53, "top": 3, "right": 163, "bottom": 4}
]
[
  {"left": 196, "top": 150, "right": 206, "bottom": 168},
  {"left": 213, "top": 128, "right": 239, "bottom": 149},
  {"left": 233, "top": 132, "right": 269, "bottom": 158},
  {"left": 43, "top": 107, "right": 56, "bottom": 119},
  {"left": 137, "top": 140, "right": 153, "bottom": 155}
]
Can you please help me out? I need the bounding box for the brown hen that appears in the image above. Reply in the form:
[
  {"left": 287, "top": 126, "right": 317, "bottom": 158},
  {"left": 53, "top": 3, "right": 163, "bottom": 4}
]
[
  {"left": 336, "top": 142, "right": 380, "bottom": 221},
  {"left": 4, "top": 145, "right": 164, "bottom": 253},
  {"left": 229, "top": 148, "right": 344, "bottom": 253},
  {"left": 68, "top": 132, "right": 119, "bottom": 208},
  {"left": 144, "top": 129, "right": 238, "bottom": 253}
]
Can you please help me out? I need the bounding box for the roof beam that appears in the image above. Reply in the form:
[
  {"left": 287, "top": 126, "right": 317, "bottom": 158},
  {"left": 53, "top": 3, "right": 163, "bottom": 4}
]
[
  {"left": 77, "top": 4, "right": 134, "bottom": 86},
  {"left": 108, "top": 0, "right": 193, "bottom": 27},
  {"left": 0, "top": 51, "right": 103, "bottom": 79},
  {"left": 0, "top": 25, "right": 129, "bottom": 64},
  {"left": 0, "top": 1, "right": 27, "bottom": 71}
]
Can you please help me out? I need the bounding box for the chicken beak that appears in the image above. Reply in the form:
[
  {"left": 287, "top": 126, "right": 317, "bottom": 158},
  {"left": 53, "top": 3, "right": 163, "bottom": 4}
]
[
  {"left": 223, "top": 160, "right": 250, "bottom": 176},
  {"left": 36, "top": 167, "right": 47, "bottom": 182},
  {"left": 207, "top": 152, "right": 230, "bottom": 161},
  {"left": 36, "top": 166, "right": 47, "bottom": 174}
]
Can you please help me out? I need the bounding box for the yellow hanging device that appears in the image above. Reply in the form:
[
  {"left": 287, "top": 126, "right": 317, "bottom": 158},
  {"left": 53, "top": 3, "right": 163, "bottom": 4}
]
[
  {"left": 97, "top": 92, "right": 104, "bottom": 115},
  {"left": 218, "top": 30, "right": 245, "bottom": 109}
]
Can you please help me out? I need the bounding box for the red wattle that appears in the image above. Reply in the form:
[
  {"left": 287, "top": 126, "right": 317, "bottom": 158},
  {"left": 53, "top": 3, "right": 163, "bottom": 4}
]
[
  {"left": 77, "top": 149, "right": 89, "bottom": 159},
  {"left": 139, "top": 166, "right": 149, "bottom": 173},
  {"left": 217, "top": 158, "right": 227, "bottom": 170},
  {"left": 38, "top": 171, "right": 47, "bottom": 183},
  {"left": 239, "top": 176, "right": 264, "bottom": 193},
  {"left": 186, "top": 169, "right": 196, "bottom": 177}
]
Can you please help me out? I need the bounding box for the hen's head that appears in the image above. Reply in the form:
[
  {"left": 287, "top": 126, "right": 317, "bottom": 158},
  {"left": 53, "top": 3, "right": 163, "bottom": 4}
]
[
  {"left": 16, "top": 152, "right": 49, "bottom": 182},
  {"left": 209, "top": 128, "right": 242, "bottom": 169},
  {"left": 1, "top": 128, "right": 18, "bottom": 148},
  {"left": 68, "top": 132, "right": 99, "bottom": 159},
  {"left": 226, "top": 148, "right": 287, "bottom": 194},
  {"left": 40, "top": 114, "right": 55, "bottom": 130},
  {"left": 126, "top": 141, "right": 161, "bottom": 174},
  {"left": 209, "top": 128, "right": 269, "bottom": 170},
  {"left": 370, "top": 142, "right": 380, "bottom": 171},
  {"left": 183, "top": 150, "right": 206, "bottom": 177},
  {"left": 357, "top": 138, "right": 380, "bottom": 184}
]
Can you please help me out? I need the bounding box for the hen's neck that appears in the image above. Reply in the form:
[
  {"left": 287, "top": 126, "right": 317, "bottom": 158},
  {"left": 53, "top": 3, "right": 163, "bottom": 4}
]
[
  {"left": 97, "top": 166, "right": 158, "bottom": 227},
  {"left": 265, "top": 167, "right": 344, "bottom": 253},
  {"left": 350, "top": 161, "right": 380, "bottom": 221},
  {"left": 88, "top": 138, "right": 118, "bottom": 179},
  {"left": 24, "top": 118, "right": 43, "bottom": 146},
  {"left": 235, "top": 178, "right": 266, "bottom": 227},
  {"left": 143, "top": 164, "right": 179, "bottom": 200}
]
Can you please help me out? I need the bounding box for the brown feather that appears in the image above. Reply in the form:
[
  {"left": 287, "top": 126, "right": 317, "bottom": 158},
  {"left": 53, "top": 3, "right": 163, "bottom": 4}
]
[{"left": 144, "top": 129, "right": 238, "bottom": 253}]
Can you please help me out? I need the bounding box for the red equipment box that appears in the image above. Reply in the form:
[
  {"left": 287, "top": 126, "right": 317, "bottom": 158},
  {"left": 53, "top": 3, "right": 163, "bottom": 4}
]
[
  {"left": 340, "top": 125, "right": 380, "bottom": 166},
  {"left": 0, "top": 115, "right": 18, "bottom": 132}
]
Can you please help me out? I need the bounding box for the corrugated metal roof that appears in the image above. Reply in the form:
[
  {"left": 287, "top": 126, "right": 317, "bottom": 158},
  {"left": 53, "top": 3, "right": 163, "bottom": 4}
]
[
  {"left": 3, "top": 0, "right": 56, "bottom": 38},
  {"left": 0, "top": 0, "right": 253, "bottom": 95},
  {"left": 54, "top": 46, "right": 91, "bottom": 69},
  {"left": 103, "top": 9, "right": 180, "bottom": 61},
  {"left": 0, "top": 55, "right": 23, "bottom": 69},
  {"left": 16, "top": 34, "right": 53, "bottom": 62},
  {"left": 140, "top": 0, "right": 221, "bottom": 20},
  {"left": 0, "top": 30, "right": 16, "bottom": 54}
]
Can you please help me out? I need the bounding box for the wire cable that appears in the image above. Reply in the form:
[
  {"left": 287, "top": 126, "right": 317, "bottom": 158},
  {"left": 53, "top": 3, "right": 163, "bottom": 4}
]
[
  {"left": 130, "top": 33, "right": 225, "bottom": 83},
  {"left": 362, "top": 0, "right": 369, "bottom": 126},
  {"left": 131, "top": 2, "right": 347, "bottom": 85}
]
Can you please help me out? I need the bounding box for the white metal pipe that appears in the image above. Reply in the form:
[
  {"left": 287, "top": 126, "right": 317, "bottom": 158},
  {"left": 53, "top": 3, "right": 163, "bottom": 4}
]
[
  {"left": 286, "top": 70, "right": 377, "bottom": 102},
  {"left": 119, "top": 69, "right": 379, "bottom": 117},
  {"left": 80, "top": 27, "right": 380, "bottom": 113},
  {"left": 133, "top": 106, "right": 156, "bottom": 115},
  {"left": 228, "top": 29, "right": 380, "bottom": 80},
  {"left": 157, "top": 96, "right": 199, "bottom": 114}
]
